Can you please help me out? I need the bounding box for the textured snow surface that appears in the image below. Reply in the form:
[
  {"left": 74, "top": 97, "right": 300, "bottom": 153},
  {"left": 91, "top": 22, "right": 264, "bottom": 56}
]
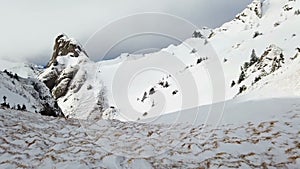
[{"left": 0, "top": 98, "right": 299, "bottom": 168}]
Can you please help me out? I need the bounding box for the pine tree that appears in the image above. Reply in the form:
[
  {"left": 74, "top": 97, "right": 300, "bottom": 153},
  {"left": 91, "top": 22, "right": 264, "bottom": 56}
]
[
  {"left": 243, "top": 62, "right": 250, "bottom": 70},
  {"left": 279, "top": 53, "right": 285, "bottom": 63},
  {"left": 197, "top": 58, "right": 203, "bottom": 64},
  {"left": 17, "top": 104, "right": 21, "bottom": 110},
  {"left": 3, "top": 96, "right": 7, "bottom": 103},
  {"left": 250, "top": 49, "right": 259, "bottom": 66},
  {"left": 141, "top": 92, "right": 147, "bottom": 102},
  {"left": 14, "top": 73, "right": 19, "bottom": 81},
  {"left": 172, "top": 90, "right": 178, "bottom": 95},
  {"left": 254, "top": 76, "right": 261, "bottom": 83},
  {"left": 164, "top": 81, "right": 169, "bottom": 88},
  {"left": 239, "top": 85, "right": 247, "bottom": 94},
  {"left": 191, "top": 48, "right": 197, "bottom": 54},
  {"left": 231, "top": 81, "right": 236, "bottom": 87},
  {"left": 238, "top": 70, "right": 246, "bottom": 84},
  {"left": 192, "top": 31, "right": 203, "bottom": 38},
  {"left": 22, "top": 104, "right": 26, "bottom": 111},
  {"left": 149, "top": 88, "right": 155, "bottom": 95}
]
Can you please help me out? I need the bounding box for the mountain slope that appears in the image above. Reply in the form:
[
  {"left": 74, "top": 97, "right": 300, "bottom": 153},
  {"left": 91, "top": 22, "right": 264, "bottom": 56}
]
[
  {"left": 0, "top": 71, "right": 63, "bottom": 117},
  {"left": 37, "top": 0, "right": 300, "bottom": 122},
  {"left": 39, "top": 34, "right": 109, "bottom": 119},
  {"left": 0, "top": 59, "right": 43, "bottom": 79}
]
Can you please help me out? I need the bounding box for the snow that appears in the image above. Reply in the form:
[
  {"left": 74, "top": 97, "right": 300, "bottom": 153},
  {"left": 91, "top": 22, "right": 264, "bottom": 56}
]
[
  {"left": 0, "top": 71, "right": 62, "bottom": 116},
  {"left": 1, "top": 0, "right": 300, "bottom": 168},
  {"left": 0, "top": 59, "right": 42, "bottom": 78},
  {"left": 78, "top": 0, "right": 300, "bottom": 121},
  {"left": 31, "top": 0, "right": 300, "bottom": 123},
  {"left": 0, "top": 97, "right": 299, "bottom": 168},
  {"left": 144, "top": 97, "right": 300, "bottom": 126}
]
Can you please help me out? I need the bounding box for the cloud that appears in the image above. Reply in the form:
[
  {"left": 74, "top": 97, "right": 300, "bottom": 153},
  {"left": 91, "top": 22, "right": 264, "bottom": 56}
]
[{"left": 0, "top": 0, "right": 252, "bottom": 65}]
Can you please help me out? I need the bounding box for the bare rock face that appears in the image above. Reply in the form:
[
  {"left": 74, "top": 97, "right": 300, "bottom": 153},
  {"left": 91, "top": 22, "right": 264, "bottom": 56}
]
[
  {"left": 40, "top": 67, "right": 59, "bottom": 90},
  {"left": 51, "top": 66, "right": 79, "bottom": 99}
]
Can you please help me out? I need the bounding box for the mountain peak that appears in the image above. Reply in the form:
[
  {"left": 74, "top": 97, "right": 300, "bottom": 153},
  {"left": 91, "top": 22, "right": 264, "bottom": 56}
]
[
  {"left": 47, "top": 34, "right": 87, "bottom": 67},
  {"left": 217, "top": 0, "right": 264, "bottom": 32},
  {"left": 39, "top": 34, "right": 91, "bottom": 101},
  {"left": 235, "top": 0, "right": 263, "bottom": 23}
]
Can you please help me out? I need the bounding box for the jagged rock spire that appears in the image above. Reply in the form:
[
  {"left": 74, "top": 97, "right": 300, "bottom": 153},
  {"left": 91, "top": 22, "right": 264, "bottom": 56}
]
[
  {"left": 47, "top": 34, "right": 87, "bottom": 67},
  {"left": 40, "top": 34, "right": 89, "bottom": 99}
]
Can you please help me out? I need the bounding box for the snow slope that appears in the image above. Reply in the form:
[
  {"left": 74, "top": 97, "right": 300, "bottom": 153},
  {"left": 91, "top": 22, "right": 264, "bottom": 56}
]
[
  {"left": 0, "top": 97, "right": 299, "bottom": 168},
  {"left": 0, "top": 71, "right": 63, "bottom": 117},
  {"left": 70, "top": 0, "right": 300, "bottom": 121},
  {"left": 38, "top": 0, "right": 300, "bottom": 121},
  {"left": 0, "top": 59, "right": 42, "bottom": 78}
]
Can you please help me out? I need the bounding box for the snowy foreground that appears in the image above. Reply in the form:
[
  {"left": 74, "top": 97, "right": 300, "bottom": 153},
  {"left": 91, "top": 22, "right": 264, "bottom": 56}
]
[{"left": 0, "top": 98, "right": 299, "bottom": 168}]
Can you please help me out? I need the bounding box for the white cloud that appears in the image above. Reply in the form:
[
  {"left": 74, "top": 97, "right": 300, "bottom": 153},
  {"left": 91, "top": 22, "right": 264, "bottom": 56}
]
[{"left": 0, "top": 0, "right": 252, "bottom": 65}]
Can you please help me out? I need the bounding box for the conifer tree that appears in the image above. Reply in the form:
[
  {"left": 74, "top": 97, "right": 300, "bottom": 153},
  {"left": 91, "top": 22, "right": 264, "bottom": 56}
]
[{"left": 250, "top": 49, "right": 259, "bottom": 66}]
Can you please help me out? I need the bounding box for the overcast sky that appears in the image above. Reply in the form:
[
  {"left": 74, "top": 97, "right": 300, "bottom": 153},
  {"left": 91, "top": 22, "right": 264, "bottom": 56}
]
[{"left": 0, "top": 0, "right": 252, "bottom": 65}]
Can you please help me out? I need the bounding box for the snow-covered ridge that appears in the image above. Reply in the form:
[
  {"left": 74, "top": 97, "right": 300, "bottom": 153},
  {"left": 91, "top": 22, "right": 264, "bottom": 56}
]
[
  {"left": 36, "top": 0, "right": 300, "bottom": 122},
  {"left": 0, "top": 59, "right": 43, "bottom": 79},
  {"left": 0, "top": 71, "right": 63, "bottom": 117}
]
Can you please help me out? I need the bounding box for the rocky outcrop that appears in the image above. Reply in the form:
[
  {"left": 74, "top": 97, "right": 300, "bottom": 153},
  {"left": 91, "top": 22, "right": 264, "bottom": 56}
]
[
  {"left": 236, "top": 0, "right": 262, "bottom": 20},
  {"left": 39, "top": 34, "right": 89, "bottom": 100},
  {"left": 38, "top": 34, "right": 111, "bottom": 119},
  {"left": 235, "top": 44, "right": 285, "bottom": 95},
  {"left": 51, "top": 66, "right": 79, "bottom": 99},
  {"left": 47, "top": 34, "right": 87, "bottom": 67},
  {"left": 192, "top": 27, "right": 214, "bottom": 39},
  {"left": 250, "top": 0, "right": 263, "bottom": 18},
  {"left": 231, "top": 0, "right": 263, "bottom": 30},
  {"left": 256, "top": 45, "right": 284, "bottom": 74}
]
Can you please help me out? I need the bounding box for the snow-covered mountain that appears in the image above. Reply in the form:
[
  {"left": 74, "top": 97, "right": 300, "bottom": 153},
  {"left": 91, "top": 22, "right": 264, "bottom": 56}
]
[
  {"left": 38, "top": 0, "right": 300, "bottom": 121},
  {"left": 0, "top": 71, "right": 63, "bottom": 117},
  {"left": 0, "top": 59, "right": 43, "bottom": 79},
  {"left": 38, "top": 34, "right": 108, "bottom": 120},
  {"left": 3, "top": 0, "right": 299, "bottom": 122},
  {"left": 0, "top": 0, "right": 300, "bottom": 168}
]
